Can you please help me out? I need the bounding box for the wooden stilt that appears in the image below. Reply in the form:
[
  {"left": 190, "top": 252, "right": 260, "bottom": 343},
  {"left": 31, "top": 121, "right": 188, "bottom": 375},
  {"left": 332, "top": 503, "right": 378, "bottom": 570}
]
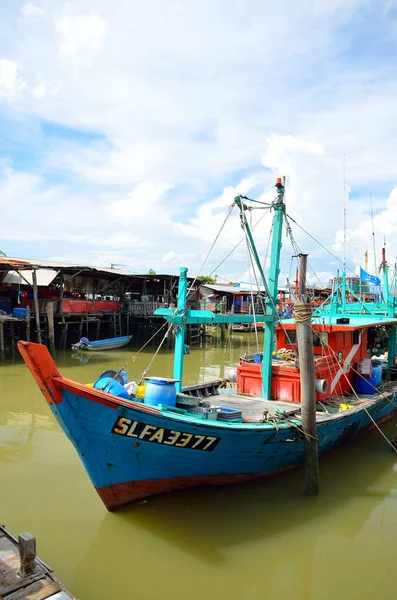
[
  {"left": 295, "top": 253, "right": 320, "bottom": 495},
  {"left": 10, "top": 321, "right": 15, "bottom": 360},
  {"left": 96, "top": 319, "right": 100, "bottom": 340},
  {"left": 46, "top": 301, "right": 56, "bottom": 357},
  {"left": 59, "top": 272, "right": 64, "bottom": 309},
  {"left": 32, "top": 269, "right": 42, "bottom": 344},
  {"left": 61, "top": 322, "right": 68, "bottom": 349},
  {"left": 26, "top": 315, "right": 31, "bottom": 341},
  {"left": 0, "top": 321, "right": 5, "bottom": 361}
]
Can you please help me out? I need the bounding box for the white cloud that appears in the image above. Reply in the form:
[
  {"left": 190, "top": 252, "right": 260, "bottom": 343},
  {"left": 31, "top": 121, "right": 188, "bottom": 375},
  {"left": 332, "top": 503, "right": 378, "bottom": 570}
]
[
  {"left": 20, "top": 3, "right": 45, "bottom": 20},
  {"left": 1, "top": 0, "right": 397, "bottom": 283},
  {"left": 0, "top": 59, "right": 28, "bottom": 101},
  {"left": 31, "top": 80, "right": 59, "bottom": 98},
  {"left": 56, "top": 10, "right": 108, "bottom": 64}
]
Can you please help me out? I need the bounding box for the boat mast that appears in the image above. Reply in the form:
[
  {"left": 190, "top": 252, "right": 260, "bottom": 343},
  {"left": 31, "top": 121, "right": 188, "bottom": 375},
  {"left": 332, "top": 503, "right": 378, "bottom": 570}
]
[
  {"left": 262, "top": 178, "right": 285, "bottom": 399},
  {"left": 173, "top": 267, "right": 188, "bottom": 392},
  {"left": 234, "top": 179, "right": 285, "bottom": 399},
  {"left": 380, "top": 246, "right": 397, "bottom": 367}
]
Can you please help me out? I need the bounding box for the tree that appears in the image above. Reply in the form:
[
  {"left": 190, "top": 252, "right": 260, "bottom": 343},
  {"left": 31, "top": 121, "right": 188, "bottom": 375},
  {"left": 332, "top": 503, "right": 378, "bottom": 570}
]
[
  {"left": 147, "top": 268, "right": 156, "bottom": 275},
  {"left": 197, "top": 275, "right": 215, "bottom": 284}
]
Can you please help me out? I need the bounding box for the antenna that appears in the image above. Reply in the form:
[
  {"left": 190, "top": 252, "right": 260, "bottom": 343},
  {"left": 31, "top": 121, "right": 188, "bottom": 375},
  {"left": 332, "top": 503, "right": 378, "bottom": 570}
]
[
  {"left": 343, "top": 155, "right": 347, "bottom": 271},
  {"left": 370, "top": 193, "right": 377, "bottom": 273}
]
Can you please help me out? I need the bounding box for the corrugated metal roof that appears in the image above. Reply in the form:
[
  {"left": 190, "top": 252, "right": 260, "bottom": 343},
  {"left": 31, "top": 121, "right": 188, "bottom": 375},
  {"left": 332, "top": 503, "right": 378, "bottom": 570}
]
[
  {"left": 201, "top": 283, "right": 266, "bottom": 295},
  {"left": 0, "top": 256, "right": 135, "bottom": 276},
  {"left": 0, "top": 257, "right": 196, "bottom": 281},
  {"left": 3, "top": 269, "right": 59, "bottom": 286}
]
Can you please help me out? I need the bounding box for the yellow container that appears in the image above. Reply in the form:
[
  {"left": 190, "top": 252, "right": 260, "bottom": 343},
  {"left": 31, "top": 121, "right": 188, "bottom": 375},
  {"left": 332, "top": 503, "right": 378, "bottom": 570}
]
[{"left": 136, "top": 385, "right": 146, "bottom": 399}]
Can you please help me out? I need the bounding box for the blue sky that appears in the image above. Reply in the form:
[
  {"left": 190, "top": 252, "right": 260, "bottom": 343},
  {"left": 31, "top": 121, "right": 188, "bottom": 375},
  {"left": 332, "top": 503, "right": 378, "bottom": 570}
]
[{"left": 1, "top": 0, "right": 397, "bottom": 286}]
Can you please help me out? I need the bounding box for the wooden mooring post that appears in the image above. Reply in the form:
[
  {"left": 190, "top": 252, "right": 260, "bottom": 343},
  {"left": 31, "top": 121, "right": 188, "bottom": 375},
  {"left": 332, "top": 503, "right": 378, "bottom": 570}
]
[
  {"left": 18, "top": 532, "right": 37, "bottom": 578},
  {"left": 0, "top": 321, "right": 5, "bottom": 362},
  {"left": 295, "top": 253, "right": 320, "bottom": 495}
]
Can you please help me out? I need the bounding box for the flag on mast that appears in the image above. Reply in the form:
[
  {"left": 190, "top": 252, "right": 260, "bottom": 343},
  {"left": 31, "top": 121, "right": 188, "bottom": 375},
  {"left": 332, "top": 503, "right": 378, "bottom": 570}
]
[{"left": 360, "top": 267, "right": 381, "bottom": 286}]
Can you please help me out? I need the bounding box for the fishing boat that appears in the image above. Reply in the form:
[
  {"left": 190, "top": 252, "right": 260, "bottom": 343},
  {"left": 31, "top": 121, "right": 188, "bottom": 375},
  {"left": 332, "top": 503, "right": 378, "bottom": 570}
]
[
  {"left": 18, "top": 179, "right": 397, "bottom": 510},
  {"left": 71, "top": 335, "right": 132, "bottom": 352}
]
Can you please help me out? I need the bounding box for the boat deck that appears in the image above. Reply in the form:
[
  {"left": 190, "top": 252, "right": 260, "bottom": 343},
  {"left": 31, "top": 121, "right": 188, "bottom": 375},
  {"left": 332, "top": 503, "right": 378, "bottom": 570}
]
[
  {"left": 213, "top": 392, "right": 379, "bottom": 423},
  {"left": 216, "top": 393, "right": 303, "bottom": 421}
]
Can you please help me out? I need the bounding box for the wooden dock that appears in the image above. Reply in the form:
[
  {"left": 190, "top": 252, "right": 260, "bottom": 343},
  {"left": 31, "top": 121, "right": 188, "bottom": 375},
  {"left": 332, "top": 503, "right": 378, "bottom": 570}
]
[{"left": 0, "top": 525, "right": 75, "bottom": 600}]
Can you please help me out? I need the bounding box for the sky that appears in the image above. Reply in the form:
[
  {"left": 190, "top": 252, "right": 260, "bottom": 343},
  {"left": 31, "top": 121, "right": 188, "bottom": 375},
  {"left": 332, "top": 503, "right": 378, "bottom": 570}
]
[{"left": 1, "top": 0, "right": 397, "bottom": 287}]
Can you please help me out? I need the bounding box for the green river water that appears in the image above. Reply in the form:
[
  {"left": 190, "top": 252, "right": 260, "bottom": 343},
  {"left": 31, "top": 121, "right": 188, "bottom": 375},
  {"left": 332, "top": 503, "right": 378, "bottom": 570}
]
[{"left": 1, "top": 333, "right": 397, "bottom": 600}]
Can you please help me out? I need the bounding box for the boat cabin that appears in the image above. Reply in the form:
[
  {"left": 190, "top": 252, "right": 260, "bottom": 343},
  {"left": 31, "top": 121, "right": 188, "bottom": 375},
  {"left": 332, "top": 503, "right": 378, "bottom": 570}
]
[{"left": 237, "top": 316, "right": 392, "bottom": 403}]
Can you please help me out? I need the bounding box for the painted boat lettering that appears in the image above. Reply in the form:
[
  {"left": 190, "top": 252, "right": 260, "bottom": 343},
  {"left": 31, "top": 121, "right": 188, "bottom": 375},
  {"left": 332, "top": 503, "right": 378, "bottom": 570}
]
[{"left": 112, "top": 417, "right": 220, "bottom": 451}]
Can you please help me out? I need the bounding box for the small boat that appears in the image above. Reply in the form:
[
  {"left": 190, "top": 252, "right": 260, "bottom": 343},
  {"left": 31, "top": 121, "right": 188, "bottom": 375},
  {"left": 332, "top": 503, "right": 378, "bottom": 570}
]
[
  {"left": 18, "top": 179, "right": 397, "bottom": 510},
  {"left": 71, "top": 335, "right": 132, "bottom": 352}
]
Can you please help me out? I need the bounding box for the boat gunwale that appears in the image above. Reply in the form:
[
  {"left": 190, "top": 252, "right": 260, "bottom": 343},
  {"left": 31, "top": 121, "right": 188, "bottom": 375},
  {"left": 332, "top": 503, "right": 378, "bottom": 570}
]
[{"left": 53, "top": 376, "right": 397, "bottom": 430}]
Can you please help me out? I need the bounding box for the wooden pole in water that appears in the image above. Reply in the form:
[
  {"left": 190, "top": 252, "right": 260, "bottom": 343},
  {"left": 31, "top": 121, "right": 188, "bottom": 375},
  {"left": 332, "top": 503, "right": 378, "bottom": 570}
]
[
  {"left": 10, "top": 321, "right": 15, "bottom": 360},
  {"left": 26, "top": 313, "right": 30, "bottom": 341},
  {"left": 32, "top": 269, "right": 42, "bottom": 344},
  {"left": 18, "top": 532, "right": 36, "bottom": 578},
  {"left": 46, "top": 301, "right": 56, "bottom": 357},
  {"left": 0, "top": 320, "right": 5, "bottom": 361},
  {"left": 295, "top": 253, "right": 320, "bottom": 495}
]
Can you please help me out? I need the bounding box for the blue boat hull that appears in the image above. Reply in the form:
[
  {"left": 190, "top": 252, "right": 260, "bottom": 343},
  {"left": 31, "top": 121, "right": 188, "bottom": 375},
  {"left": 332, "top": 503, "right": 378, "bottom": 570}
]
[
  {"left": 72, "top": 335, "right": 132, "bottom": 351},
  {"left": 52, "top": 383, "right": 397, "bottom": 509},
  {"left": 18, "top": 341, "right": 397, "bottom": 510}
]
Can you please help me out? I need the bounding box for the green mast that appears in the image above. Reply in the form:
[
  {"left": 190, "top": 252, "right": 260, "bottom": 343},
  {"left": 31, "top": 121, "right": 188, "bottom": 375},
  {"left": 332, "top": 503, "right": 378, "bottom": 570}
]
[
  {"left": 262, "top": 179, "right": 285, "bottom": 399},
  {"left": 381, "top": 247, "right": 397, "bottom": 367},
  {"left": 235, "top": 179, "right": 286, "bottom": 399},
  {"left": 173, "top": 267, "right": 188, "bottom": 392}
]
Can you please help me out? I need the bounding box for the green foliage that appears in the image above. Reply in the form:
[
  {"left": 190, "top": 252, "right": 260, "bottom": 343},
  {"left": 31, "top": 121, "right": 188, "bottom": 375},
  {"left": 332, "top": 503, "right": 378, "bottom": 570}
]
[
  {"left": 147, "top": 268, "right": 156, "bottom": 275},
  {"left": 197, "top": 275, "right": 215, "bottom": 284}
]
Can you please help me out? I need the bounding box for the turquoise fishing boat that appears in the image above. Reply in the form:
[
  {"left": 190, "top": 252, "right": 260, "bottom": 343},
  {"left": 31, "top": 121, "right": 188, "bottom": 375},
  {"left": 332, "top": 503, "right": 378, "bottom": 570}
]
[{"left": 18, "top": 179, "right": 397, "bottom": 510}]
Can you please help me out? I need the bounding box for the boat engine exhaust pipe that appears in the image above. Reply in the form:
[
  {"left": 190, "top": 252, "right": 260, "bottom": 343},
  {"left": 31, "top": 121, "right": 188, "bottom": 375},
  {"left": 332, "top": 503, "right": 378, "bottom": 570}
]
[{"left": 315, "top": 379, "right": 328, "bottom": 394}]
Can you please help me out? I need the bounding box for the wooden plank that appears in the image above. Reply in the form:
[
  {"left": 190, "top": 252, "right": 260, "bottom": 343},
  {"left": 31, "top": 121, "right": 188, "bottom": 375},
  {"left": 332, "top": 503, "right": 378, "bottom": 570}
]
[
  {"left": 5, "top": 578, "right": 60, "bottom": 600},
  {"left": 0, "top": 536, "right": 21, "bottom": 588}
]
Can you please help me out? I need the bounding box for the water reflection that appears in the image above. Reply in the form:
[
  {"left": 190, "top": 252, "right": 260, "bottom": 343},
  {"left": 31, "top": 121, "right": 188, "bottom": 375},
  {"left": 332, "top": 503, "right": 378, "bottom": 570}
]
[{"left": 2, "top": 335, "right": 397, "bottom": 600}]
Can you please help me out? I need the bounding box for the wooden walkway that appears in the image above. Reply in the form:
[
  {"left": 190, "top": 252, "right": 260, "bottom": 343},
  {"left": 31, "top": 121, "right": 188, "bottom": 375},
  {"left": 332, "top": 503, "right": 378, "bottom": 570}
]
[{"left": 0, "top": 525, "right": 75, "bottom": 600}]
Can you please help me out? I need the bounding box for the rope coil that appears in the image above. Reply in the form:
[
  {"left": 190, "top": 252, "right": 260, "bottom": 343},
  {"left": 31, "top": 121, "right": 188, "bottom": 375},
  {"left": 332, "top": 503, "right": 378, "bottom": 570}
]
[{"left": 293, "top": 302, "right": 312, "bottom": 323}]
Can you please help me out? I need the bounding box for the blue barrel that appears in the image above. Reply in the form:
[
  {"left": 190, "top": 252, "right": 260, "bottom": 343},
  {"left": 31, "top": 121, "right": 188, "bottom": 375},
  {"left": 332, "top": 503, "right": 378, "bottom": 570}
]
[
  {"left": 13, "top": 307, "right": 27, "bottom": 317},
  {"left": 355, "top": 375, "right": 376, "bottom": 395},
  {"left": 99, "top": 370, "right": 128, "bottom": 385},
  {"left": 93, "top": 376, "right": 130, "bottom": 400},
  {"left": 371, "top": 361, "right": 382, "bottom": 386},
  {"left": 144, "top": 378, "right": 177, "bottom": 407},
  {"left": 254, "top": 353, "right": 263, "bottom": 364}
]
